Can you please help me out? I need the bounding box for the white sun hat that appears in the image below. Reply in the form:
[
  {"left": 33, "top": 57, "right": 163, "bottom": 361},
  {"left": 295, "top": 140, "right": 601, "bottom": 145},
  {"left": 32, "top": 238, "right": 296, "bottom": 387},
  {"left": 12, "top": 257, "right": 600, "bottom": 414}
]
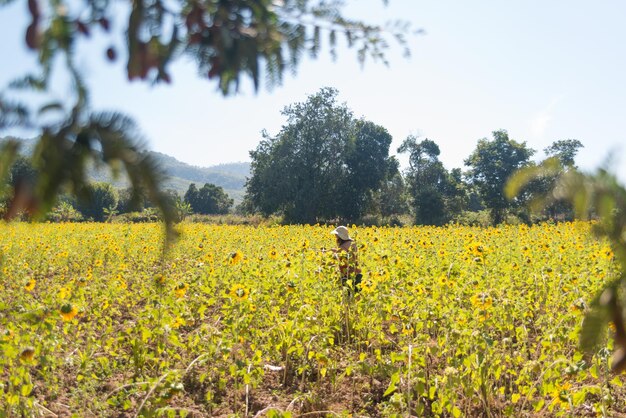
[{"left": 331, "top": 226, "right": 352, "bottom": 241}]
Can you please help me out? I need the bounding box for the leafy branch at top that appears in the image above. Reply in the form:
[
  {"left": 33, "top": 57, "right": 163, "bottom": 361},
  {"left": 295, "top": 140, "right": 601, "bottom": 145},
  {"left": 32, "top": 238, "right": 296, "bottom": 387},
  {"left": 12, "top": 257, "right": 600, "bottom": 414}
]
[{"left": 0, "top": 0, "right": 414, "bottom": 249}]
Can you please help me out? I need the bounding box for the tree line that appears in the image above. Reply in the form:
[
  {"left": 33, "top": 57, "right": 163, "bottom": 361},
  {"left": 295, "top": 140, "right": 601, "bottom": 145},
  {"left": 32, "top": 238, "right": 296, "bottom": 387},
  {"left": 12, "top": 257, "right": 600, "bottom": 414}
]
[
  {"left": 242, "top": 87, "right": 584, "bottom": 226},
  {"left": 0, "top": 155, "right": 234, "bottom": 222},
  {"left": 1, "top": 87, "right": 585, "bottom": 226}
]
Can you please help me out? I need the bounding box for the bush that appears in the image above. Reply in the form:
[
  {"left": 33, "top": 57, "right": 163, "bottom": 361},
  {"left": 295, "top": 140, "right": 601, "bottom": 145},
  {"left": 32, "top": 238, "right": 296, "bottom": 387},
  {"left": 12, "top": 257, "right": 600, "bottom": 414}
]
[
  {"left": 451, "top": 210, "right": 493, "bottom": 227},
  {"left": 76, "top": 182, "right": 119, "bottom": 222},
  {"left": 46, "top": 202, "right": 84, "bottom": 222},
  {"left": 113, "top": 208, "right": 160, "bottom": 223}
]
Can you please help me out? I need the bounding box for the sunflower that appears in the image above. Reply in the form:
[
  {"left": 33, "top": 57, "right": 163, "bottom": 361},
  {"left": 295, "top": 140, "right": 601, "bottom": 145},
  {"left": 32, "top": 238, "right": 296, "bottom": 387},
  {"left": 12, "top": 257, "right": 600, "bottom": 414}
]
[
  {"left": 470, "top": 293, "right": 493, "bottom": 309},
  {"left": 359, "top": 276, "right": 377, "bottom": 293},
  {"left": 229, "top": 251, "right": 243, "bottom": 265},
  {"left": 175, "top": 282, "right": 188, "bottom": 298},
  {"left": 154, "top": 273, "right": 166, "bottom": 287},
  {"left": 58, "top": 286, "right": 71, "bottom": 299},
  {"left": 24, "top": 278, "right": 36, "bottom": 292},
  {"left": 1, "top": 329, "right": 14, "bottom": 343},
  {"left": 20, "top": 346, "right": 35, "bottom": 362},
  {"left": 60, "top": 303, "right": 78, "bottom": 321},
  {"left": 172, "top": 316, "right": 186, "bottom": 328},
  {"left": 229, "top": 284, "right": 249, "bottom": 300}
]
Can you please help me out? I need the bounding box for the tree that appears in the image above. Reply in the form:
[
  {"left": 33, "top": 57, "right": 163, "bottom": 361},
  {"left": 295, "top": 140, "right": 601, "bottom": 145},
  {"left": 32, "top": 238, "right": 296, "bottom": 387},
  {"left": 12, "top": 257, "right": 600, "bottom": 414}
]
[
  {"left": 0, "top": 1, "right": 412, "bottom": 240},
  {"left": 184, "top": 183, "right": 233, "bottom": 215},
  {"left": 117, "top": 186, "right": 147, "bottom": 214},
  {"left": 398, "top": 136, "right": 454, "bottom": 225},
  {"left": 75, "top": 182, "right": 119, "bottom": 221},
  {"left": 0, "top": 155, "right": 38, "bottom": 218},
  {"left": 245, "top": 88, "right": 395, "bottom": 223},
  {"left": 535, "top": 139, "right": 585, "bottom": 220},
  {"left": 544, "top": 139, "right": 584, "bottom": 168},
  {"left": 464, "top": 130, "right": 535, "bottom": 224},
  {"left": 372, "top": 165, "right": 409, "bottom": 220},
  {"left": 445, "top": 168, "right": 469, "bottom": 218},
  {"left": 342, "top": 120, "right": 397, "bottom": 220}
]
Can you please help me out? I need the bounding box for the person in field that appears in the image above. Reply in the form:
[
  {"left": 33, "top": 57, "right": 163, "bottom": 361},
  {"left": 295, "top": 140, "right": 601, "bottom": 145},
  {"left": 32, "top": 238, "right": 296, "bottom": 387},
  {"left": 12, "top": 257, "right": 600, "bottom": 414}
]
[{"left": 330, "top": 226, "right": 362, "bottom": 293}]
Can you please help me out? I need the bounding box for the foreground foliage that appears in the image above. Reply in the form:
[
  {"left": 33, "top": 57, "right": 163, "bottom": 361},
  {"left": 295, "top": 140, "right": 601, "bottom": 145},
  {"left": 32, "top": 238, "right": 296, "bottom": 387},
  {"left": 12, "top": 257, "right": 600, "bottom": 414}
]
[{"left": 0, "top": 222, "right": 624, "bottom": 416}]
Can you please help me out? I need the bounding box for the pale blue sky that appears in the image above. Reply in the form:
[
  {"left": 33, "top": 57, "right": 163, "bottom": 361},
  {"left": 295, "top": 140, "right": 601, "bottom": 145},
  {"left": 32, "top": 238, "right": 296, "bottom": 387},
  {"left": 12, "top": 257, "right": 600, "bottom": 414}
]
[{"left": 1, "top": 0, "right": 625, "bottom": 181}]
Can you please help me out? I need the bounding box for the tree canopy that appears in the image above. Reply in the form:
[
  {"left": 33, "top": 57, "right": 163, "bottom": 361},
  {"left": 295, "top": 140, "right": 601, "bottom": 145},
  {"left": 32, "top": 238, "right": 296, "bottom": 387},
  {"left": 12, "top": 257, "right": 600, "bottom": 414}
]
[
  {"left": 184, "top": 183, "right": 233, "bottom": 215},
  {"left": 398, "top": 136, "right": 450, "bottom": 225},
  {"left": 245, "top": 87, "right": 396, "bottom": 223},
  {"left": 544, "top": 139, "right": 584, "bottom": 168},
  {"left": 464, "top": 130, "right": 535, "bottom": 224}
]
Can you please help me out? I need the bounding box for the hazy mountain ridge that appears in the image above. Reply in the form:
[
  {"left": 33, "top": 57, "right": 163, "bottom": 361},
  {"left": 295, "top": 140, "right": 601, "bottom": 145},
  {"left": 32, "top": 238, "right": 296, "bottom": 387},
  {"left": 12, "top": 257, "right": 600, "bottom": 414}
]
[{"left": 2, "top": 137, "right": 250, "bottom": 202}]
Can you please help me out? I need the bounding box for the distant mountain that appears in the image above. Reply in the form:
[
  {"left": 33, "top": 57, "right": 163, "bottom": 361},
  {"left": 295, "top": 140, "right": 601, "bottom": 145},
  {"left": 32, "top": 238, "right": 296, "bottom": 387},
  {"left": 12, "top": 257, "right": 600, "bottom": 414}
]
[
  {"left": 149, "top": 153, "right": 250, "bottom": 203},
  {"left": 1, "top": 137, "right": 250, "bottom": 204}
]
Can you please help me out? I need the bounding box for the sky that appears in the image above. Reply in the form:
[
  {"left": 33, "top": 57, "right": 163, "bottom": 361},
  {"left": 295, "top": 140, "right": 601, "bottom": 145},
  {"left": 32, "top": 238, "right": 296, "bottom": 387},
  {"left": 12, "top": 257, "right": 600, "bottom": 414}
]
[{"left": 1, "top": 0, "right": 625, "bottom": 182}]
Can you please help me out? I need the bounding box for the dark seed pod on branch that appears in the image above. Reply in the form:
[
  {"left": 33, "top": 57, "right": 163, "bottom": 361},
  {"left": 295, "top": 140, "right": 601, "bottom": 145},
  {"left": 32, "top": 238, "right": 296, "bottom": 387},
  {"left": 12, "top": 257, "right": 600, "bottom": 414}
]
[
  {"left": 106, "top": 47, "right": 117, "bottom": 62},
  {"left": 99, "top": 17, "right": 110, "bottom": 32},
  {"left": 76, "top": 20, "right": 90, "bottom": 36},
  {"left": 25, "top": 21, "right": 40, "bottom": 49}
]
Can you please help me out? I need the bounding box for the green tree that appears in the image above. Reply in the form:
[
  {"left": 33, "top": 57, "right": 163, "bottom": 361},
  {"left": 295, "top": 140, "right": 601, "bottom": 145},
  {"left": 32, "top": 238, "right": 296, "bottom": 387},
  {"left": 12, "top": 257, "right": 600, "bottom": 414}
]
[
  {"left": 75, "top": 182, "right": 119, "bottom": 221},
  {"left": 184, "top": 183, "right": 233, "bottom": 215},
  {"left": 398, "top": 136, "right": 454, "bottom": 225},
  {"left": 0, "top": 154, "right": 38, "bottom": 218},
  {"left": 464, "top": 130, "right": 535, "bottom": 224},
  {"left": 246, "top": 88, "right": 395, "bottom": 223},
  {"left": 47, "top": 201, "right": 83, "bottom": 222},
  {"left": 536, "top": 139, "right": 585, "bottom": 220},
  {"left": 445, "top": 167, "right": 469, "bottom": 218},
  {"left": 0, "top": 0, "right": 412, "bottom": 241},
  {"left": 117, "top": 186, "right": 147, "bottom": 214},
  {"left": 175, "top": 200, "right": 193, "bottom": 222},
  {"left": 342, "top": 119, "right": 396, "bottom": 220},
  {"left": 373, "top": 166, "right": 409, "bottom": 219},
  {"left": 544, "top": 139, "right": 584, "bottom": 168}
]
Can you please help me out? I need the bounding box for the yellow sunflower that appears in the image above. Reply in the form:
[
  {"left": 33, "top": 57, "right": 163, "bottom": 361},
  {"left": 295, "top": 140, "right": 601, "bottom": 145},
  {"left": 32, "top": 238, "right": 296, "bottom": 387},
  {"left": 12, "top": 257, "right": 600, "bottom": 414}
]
[
  {"left": 229, "top": 283, "right": 249, "bottom": 300},
  {"left": 229, "top": 251, "right": 243, "bottom": 265},
  {"left": 175, "top": 282, "right": 189, "bottom": 298},
  {"left": 24, "top": 278, "right": 36, "bottom": 292},
  {"left": 20, "top": 346, "right": 35, "bottom": 362},
  {"left": 60, "top": 303, "right": 78, "bottom": 321}
]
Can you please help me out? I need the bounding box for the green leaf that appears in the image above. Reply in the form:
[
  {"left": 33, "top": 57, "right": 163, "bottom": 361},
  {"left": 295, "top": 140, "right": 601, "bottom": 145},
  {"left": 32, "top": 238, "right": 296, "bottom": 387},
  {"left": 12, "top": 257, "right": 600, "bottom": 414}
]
[
  {"left": 383, "top": 372, "right": 399, "bottom": 397},
  {"left": 610, "top": 376, "right": 623, "bottom": 387},
  {"left": 572, "top": 389, "right": 587, "bottom": 406},
  {"left": 451, "top": 406, "right": 462, "bottom": 418},
  {"left": 21, "top": 384, "right": 32, "bottom": 396}
]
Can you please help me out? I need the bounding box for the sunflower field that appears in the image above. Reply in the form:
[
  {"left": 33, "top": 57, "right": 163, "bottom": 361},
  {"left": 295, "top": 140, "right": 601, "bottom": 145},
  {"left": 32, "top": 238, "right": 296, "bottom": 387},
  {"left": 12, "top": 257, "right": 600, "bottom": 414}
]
[{"left": 0, "top": 221, "right": 624, "bottom": 417}]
